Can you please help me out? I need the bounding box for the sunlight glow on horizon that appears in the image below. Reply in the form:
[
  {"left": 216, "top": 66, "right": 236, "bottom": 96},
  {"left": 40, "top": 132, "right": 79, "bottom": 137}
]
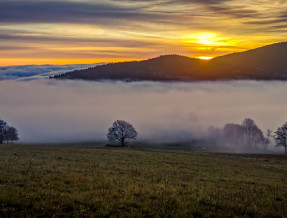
[
  {"left": 0, "top": 55, "right": 217, "bottom": 66},
  {"left": 1, "top": 0, "right": 287, "bottom": 66},
  {"left": 183, "top": 32, "right": 228, "bottom": 46},
  {"left": 0, "top": 58, "right": 142, "bottom": 67},
  {"left": 197, "top": 56, "right": 213, "bottom": 60}
]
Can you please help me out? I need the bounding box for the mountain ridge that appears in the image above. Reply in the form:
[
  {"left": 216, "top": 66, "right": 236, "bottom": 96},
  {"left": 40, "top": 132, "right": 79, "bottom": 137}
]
[{"left": 52, "top": 42, "right": 287, "bottom": 81}]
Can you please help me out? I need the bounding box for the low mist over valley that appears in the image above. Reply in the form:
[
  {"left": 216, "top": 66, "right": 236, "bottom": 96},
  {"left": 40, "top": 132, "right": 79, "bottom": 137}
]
[{"left": 0, "top": 79, "right": 286, "bottom": 152}]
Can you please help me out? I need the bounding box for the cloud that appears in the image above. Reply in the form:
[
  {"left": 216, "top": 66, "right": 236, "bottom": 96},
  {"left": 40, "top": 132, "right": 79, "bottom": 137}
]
[
  {"left": 204, "top": 5, "right": 258, "bottom": 18},
  {"left": 0, "top": 79, "right": 286, "bottom": 145},
  {"left": 0, "top": 64, "right": 101, "bottom": 80},
  {"left": 1, "top": 0, "right": 287, "bottom": 65},
  {"left": 244, "top": 17, "right": 287, "bottom": 25},
  {"left": 0, "top": 0, "right": 271, "bottom": 27},
  {"left": 0, "top": 1, "right": 162, "bottom": 25},
  {"left": 0, "top": 30, "right": 164, "bottom": 48},
  {"left": 112, "top": 0, "right": 232, "bottom": 5}
]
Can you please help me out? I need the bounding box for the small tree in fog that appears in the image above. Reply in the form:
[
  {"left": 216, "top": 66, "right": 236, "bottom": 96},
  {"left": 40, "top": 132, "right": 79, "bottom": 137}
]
[
  {"left": 0, "top": 118, "right": 19, "bottom": 144},
  {"left": 223, "top": 123, "right": 244, "bottom": 144},
  {"left": 4, "top": 127, "right": 19, "bottom": 143},
  {"left": 242, "top": 118, "right": 264, "bottom": 146},
  {"left": 107, "top": 120, "right": 137, "bottom": 147},
  {"left": 263, "top": 129, "right": 272, "bottom": 151},
  {"left": 274, "top": 123, "right": 287, "bottom": 154},
  {"left": 0, "top": 119, "right": 8, "bottom": 144}
]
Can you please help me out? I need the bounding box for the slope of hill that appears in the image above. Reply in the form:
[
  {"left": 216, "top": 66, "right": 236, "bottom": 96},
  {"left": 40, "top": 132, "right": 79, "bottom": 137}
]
[
  {"left": 209, "top": 42, "right": 287, "bottom": 79},
  {"left": 53, "top": 42, "right": 287, "bottom": 81}
]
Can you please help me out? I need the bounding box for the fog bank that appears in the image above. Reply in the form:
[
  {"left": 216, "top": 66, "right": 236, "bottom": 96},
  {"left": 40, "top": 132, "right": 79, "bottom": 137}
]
[
  {"left": 0, "top": 80, "right": 286, "bottom": 143},
  {"left": 0, "top": 64, "right": 99, "bottom": 81}
]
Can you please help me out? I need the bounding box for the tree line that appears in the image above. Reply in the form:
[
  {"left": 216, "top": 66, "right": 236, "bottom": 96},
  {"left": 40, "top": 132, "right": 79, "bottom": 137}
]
[
  {"left": 208, "top": 118, "right": 287, "bottom": 153},
  {"left": 0, "top": 116, "right": 286, "bottom": 154},
  {"left": 107, "top": 119, "right": 287, "bottom": 154},
  {"left": 0, "top": 118, "right": 19, "bottom": 144}
]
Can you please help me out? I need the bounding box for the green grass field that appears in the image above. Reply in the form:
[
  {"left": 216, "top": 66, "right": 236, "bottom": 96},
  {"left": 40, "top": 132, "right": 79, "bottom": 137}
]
[{"left": 0, "top": 144, "right": 286, "bottom": 217}]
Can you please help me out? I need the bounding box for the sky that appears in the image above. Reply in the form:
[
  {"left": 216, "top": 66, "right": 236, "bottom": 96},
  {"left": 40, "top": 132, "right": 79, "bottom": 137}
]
[{"left": 1, "top": 0, "right": 287, "bottom": 66}]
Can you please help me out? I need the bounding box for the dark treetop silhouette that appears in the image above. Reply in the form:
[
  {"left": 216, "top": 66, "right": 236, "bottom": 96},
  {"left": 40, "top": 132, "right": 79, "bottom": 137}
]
[
  {"left": 107, "top": 120, "right": 137, "bottom": 147},
  {"left": 0, "top": 119, "right": 7, "bottom": 144},
  {"left": 0, "top": 118, "right": 19, "bottom": 144},
  {"left": 274, "top": 122, "right": 287, "bottom": 154}
]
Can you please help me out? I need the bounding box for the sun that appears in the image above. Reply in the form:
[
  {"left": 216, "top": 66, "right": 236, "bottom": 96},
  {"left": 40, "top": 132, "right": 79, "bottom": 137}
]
[{"left": 197, "top": 56, "right": 213, "bottom": 60}]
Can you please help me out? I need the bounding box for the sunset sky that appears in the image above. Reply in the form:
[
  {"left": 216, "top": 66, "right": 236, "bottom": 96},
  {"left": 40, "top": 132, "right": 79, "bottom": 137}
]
[{"left": 1, "top": 0, "right": 287, "bottom": 66}]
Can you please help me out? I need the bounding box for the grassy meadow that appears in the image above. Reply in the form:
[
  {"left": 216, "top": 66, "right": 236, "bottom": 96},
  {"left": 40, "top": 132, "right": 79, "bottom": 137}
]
[{"left": 0, "top": 144, "right": 286, "bottom": 217}]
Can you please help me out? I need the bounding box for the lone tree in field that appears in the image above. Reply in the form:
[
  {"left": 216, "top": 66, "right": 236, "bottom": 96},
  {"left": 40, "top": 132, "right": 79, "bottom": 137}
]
[
  {"left": 0, "top": 118, "right": 19, "bottom": 144},
  {"left": 274, "top": 123, "right": 287, "bottom": 154},
  {"left": 0, "top": 119, "right": 8, "bottom": 144},
  {"left": 107, "top": 120, "right": 137, "bottom": 147},
  {"left": 4, "top": 127, "right": 19, "bottom": 144}
]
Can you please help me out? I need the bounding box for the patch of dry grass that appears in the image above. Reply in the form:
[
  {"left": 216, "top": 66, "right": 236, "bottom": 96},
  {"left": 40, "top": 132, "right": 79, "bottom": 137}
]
[{"left": 0, "top": 144, "right": 286, "bottom": 217}]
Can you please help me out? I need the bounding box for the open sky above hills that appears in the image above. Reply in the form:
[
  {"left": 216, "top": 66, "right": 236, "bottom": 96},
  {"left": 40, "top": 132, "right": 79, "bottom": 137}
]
[{"left": 1, "top": 0, "right": 287, "bottom": 66}]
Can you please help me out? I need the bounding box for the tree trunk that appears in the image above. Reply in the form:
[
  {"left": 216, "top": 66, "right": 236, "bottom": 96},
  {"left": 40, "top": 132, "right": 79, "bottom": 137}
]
[{"left": 121, "top": 139, "right": 125, "bottom": 147}]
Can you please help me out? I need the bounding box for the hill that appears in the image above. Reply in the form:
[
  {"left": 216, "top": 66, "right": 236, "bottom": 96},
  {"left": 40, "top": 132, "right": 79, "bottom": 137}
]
[{"left": 53, "top": 42, "right": 287, "bottom": 81}]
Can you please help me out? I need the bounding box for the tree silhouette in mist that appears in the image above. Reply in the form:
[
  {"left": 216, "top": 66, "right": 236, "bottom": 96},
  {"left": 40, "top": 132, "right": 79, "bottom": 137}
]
[{"left": 107, "top": 120, "right": 137, "bottom": 147}]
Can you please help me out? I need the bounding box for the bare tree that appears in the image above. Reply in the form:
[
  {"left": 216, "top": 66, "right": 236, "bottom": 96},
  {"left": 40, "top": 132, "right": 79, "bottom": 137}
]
[
  {"left": 242, "top": 118, "right": 264, "bottom": 146},
  {"left": 0, "top": 119, "right": 19, "bottom": 144},
  {"left": 4, "top": 127, "right": 19, "bottom": 143},
  {"left": 107, "top": 120, "right": 137, "bottom": 147},
  {"left": 223, "top": 123, "right": 245, "bottom": 145},
  {"left": 263, "top": 129, "right": 272, "bottom": 151},
  {"left": 252, "top": 128, "right": 265, "bottom": 146},
  {"left": 0, "top": 119, "right": 8, "bottom": 144},
  {"left": 274, "top": 123, "right": 287, "bottom": 154}
]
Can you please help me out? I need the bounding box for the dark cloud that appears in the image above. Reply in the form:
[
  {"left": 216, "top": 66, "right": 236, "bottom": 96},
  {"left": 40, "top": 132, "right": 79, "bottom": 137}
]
[
  {"left": 205, "top": 5, "right": 258, "bottom": 18},
  {"left": 241, "top": 12, "right": 287, "bottom": 32},
  {"left": 112, "top": 0, "right": 232, "bottom": 5},
  {"left": 0, "top": 0, "right": 265, "bottom": 26},
  {"left": 245, "top": 18, "right": 287, "bottom": 25},
  {"left": 113, "top": 0, "right": 258, "bottom": 19},
  {"left": 173, "top": 0, "right": 231, "bottom": 4},
  {"left": 0, "top": 1, "right": 162, "bottom": 25}
]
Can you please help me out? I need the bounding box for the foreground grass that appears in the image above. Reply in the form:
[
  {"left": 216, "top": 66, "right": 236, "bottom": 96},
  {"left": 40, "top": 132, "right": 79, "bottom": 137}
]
[{"left": 0, "top": 145, "right": 286, "bottom": 217}]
